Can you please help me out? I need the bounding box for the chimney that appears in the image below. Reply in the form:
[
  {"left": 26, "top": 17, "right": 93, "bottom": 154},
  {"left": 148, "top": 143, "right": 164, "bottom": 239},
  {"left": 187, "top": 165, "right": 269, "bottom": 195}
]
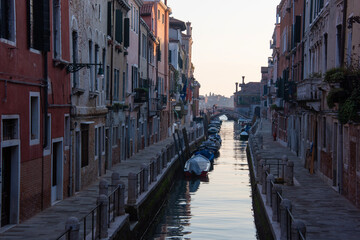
[
  {"left": 186, "top": 22, "right": 192, "bottom": 36},
  {"left": 165, "top": 0, "right": 167, "bottom": 5},
  {"left": 235, "top": 82, "right": 238, "bottom": 93},
  {"left": 242, "top": 76, "right": 245, "bottom": 85}
]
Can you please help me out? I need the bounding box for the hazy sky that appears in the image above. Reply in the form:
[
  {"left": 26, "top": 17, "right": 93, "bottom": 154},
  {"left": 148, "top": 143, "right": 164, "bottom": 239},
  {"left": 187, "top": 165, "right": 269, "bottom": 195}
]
[{"left": 167, "top": 0, "right": 279, "bottom": 97}]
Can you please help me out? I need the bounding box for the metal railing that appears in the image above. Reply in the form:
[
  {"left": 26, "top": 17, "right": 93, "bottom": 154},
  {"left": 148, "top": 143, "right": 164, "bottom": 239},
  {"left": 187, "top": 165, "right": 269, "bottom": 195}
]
[
  {"left": 267, "top": 170, "right": 306, "bottom": 240},
  {"left": 108, "top": 185, "right": 120, "bottom": 225},
  {"left": 136, "top": 168, "right": 146, "bottom": 198},
  {"left": 55, "top": 227, "right": 71, "bottom": 240},
  {"left": 80, "top": 203, "right": 101, "bottom": 240}
]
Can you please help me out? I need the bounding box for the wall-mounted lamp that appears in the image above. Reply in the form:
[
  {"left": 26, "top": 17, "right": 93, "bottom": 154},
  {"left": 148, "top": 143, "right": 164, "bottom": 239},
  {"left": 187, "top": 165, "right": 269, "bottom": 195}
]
[
  {"left": 66, "top": 62, "right": 104, "bottom": 79},
  {"left": 348, "top": 16, "right": 360, "bottom": 29}
]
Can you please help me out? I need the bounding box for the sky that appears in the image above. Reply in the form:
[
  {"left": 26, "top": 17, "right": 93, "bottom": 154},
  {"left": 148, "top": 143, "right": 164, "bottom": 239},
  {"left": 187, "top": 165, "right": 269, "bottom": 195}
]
[{"left": 167, "top": 0, "right": 279, "bottom": 97}]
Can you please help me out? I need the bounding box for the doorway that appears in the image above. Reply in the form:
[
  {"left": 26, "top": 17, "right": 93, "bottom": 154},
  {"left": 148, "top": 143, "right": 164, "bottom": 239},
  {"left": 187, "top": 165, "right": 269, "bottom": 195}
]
[
  {"left": 51, "top": 140, "right": 63, "bottom": 204},
  {"left": 1, "top": 146, "right": 20, "bottom": 227}
]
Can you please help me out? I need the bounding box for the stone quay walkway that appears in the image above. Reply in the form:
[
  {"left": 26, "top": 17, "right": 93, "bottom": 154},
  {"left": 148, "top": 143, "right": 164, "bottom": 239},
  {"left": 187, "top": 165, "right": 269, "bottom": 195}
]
[
  {"left": 0, "top": 137, "right": 175, "bottom": 240},
  {"left": 251, "top": 119, "right": 360, "bottom": 240}
]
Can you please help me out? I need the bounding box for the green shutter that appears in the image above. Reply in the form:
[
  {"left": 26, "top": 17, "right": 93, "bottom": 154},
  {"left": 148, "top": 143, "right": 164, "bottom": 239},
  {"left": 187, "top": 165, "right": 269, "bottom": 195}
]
[
  {"left": 115, "top": 10, "right": 123, "bottom": 43},
  {"left": 124, "top": 18, "right": 130, "bottom": 48}
]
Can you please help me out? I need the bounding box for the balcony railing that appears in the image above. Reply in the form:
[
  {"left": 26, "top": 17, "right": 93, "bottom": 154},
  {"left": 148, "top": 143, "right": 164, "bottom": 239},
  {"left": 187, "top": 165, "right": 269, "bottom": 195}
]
[
  {"left": 134, "top": 88, "right": 148, "bottom": 103},
  {"left": 297, "top": 78, "right": 322, "bottom": 102}
]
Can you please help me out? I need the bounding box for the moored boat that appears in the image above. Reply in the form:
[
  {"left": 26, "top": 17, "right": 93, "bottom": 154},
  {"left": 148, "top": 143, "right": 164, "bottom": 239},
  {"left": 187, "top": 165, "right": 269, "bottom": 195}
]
[
  {"left": 184, "top": 155, "right": 211, "bottom": 177},
  {"left": 193, "top": 148, "right": 215, "bottom": 162},
  {"left": 240, "top": 131, "right": 249, "bottom": 141}
]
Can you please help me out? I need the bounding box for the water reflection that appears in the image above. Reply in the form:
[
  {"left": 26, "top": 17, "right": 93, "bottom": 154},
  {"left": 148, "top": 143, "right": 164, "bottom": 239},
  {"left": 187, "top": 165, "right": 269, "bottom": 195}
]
[{"left": 145, "top": 121, "right": 258, "bottom": 240}]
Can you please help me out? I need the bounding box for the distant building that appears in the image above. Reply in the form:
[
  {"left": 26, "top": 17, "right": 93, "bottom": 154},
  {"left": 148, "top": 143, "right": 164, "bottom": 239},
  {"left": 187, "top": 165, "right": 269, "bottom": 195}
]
[{"left": 234, "top": 77, "right": 261, "bottom": 117}]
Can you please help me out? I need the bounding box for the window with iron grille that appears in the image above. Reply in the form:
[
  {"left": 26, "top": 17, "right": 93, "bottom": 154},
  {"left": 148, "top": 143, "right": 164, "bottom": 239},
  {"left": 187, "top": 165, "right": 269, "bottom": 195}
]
[{"left": 2, "top": 118, "right": 18, "bottom": 141}]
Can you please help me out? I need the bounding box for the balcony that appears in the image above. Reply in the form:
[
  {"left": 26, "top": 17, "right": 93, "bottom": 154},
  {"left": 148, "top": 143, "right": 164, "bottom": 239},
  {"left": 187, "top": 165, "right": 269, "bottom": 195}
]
[
  {"left": 297, "top": 78, "right": 322, "bottom": 102},
  {"left": 134, "top": 88, "right": 148, "bottom": 103}
]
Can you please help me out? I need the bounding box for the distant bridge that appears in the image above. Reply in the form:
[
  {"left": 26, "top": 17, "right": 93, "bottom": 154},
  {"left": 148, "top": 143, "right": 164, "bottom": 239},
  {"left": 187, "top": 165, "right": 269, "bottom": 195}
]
[{"left": 209, "top": 107, "right": 250, "bottom": 121}]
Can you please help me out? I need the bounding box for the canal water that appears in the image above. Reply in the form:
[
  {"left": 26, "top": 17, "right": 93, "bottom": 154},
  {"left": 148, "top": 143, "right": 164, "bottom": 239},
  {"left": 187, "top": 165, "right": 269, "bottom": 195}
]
[{"left": 144, "top": 120, "right": 258, "bottom": 239}]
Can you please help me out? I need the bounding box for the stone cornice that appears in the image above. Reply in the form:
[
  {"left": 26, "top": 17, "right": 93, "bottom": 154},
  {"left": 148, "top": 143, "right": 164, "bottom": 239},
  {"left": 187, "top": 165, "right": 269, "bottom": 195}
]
[{"left": 118, "top": 0, "right": 131, "bottom": 12}]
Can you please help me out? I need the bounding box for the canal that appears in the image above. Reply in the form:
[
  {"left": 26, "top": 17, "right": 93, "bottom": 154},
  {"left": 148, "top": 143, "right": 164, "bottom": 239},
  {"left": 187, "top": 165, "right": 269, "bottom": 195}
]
[{"left": 144, "top": 120, "right": 259, "bottom": 239}]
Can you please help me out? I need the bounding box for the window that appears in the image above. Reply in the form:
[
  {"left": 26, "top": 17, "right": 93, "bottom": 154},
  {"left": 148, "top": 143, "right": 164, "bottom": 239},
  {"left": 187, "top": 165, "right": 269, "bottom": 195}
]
[
  {"left": 2, "top": 117, "right": 19, "bottom": 141},
  {"left": 114, "top": 69, "right": 119, "bottom": 100},
  {"left": 44, "top": 114, "right": 51, "bottom": 153},
  {"left": 101, "top": 126, "right": 105, "bottom": 154},
  {"left": 324, "top": 33, "right": 328, "bottom": 71},
  {"left": 81, "top": 124, "right": 89, "bottom": 167},
  {"left": 336, "top": 25, "right": 342, "bottom": 67},
  {"left": 112, "top": 126, "right": 118, "bottom": 147},
  {"left": 94, "top": 44, "right": 99, "bottom": 91},
  {"left": 115, "top": 9, "right": 123, "bottom": 43},
  {"left": 132, "top": 66, "right": 138, "bottom": 91},
  {"left": 162, "top": 14, "right": 164, "bottom": 24},
  {"left": 27, "top": 0, "right": 50, "bottom": 51},
  {"left": 64, "top": 115, "right": 70, "bottom": 148},
  {"left": 72, "top": 31, "right": 79, "bottom": 87},
  {"left": 95, "top": 127, "right": 98, "bottom": 158},
  {"left": 131, "top": 5, "right": 133, "bottom": 30},
  {"left": 158, "top": 10, "right": 160, "bottom": 20},
  {"left": 106, "top": 66, "right": 110, "bottom": 100},
  {"left": 122, "top": 72, "right": 126, "bottom": 101},
  {"left": 53, "top": 0, "right": 61, "bottom": 59},
  {"left": 136, "top": 9, "right": 139, "bottom": 33},
  {"left": 102, "top": 48, "right": 106, "bottom": 91},
  {"left": 0, "top": 0, "right": 15, "bottom": 42},
  {"left": 107, "top": 2, "right": 112, "bottom": 37},
  {"left": 89, "top": 40, "right": 94, "bottom": 91},
  {"left": 142, "top": 34, "right": 147, "bottom": 59},
  {"left": 30, "top": 92, "right": 40, "bottom": 145}
]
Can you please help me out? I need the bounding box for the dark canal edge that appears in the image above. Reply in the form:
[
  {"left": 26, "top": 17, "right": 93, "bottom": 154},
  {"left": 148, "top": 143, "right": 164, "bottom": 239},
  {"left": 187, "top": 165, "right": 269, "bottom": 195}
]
[{"left": 246, "top": 145, "right": 274, "bottom": 240}]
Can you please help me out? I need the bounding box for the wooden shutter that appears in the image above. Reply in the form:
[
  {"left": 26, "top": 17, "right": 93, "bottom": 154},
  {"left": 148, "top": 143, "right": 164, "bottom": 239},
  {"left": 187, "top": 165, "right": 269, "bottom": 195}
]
[
  {"left": 124, "top": 18, "right": 130, "bottom": 48},
  {"left": 115, "top": 10, "right": 122, "bottom": 43}
]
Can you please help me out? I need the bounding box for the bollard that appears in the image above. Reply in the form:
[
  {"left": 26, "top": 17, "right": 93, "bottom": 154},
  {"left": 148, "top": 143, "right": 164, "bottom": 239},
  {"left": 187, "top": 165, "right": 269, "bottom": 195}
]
[
  {"left": 281, "top": 155, "right": 288, "bottom": 179},
  {"left": 118, "top": 181, "right": 126, "bottom": 215},
  {"left": 65, "top": 217, "right": 80, "bottom": 240},
  {"left": 142, "top": 163, "right": 149, "bottom": 192},
  {"left": 258, "top": 160, "right": 264, "bottom": 184},
  {"left": 272, "top": 184, "right": 282, "bottom": 222},
  {"left": 285, "top": 161, "right": 294, "bottom": 186},
  {"left": 166, "top": 144, "right": 171, "bottom": 163},
  {"left": 280, "top": 199, "right": 292, "bottom": 240},
  {"left": 99, "top": 179, "right": 109, "bottom": 196},
  {"left": 262, "top": 165, "right": 269, "bottom": 194},
  {"left": 266, "top": 174, "right": 275, "bottom": 206},
  {"left": 150, "top": 157, "right": 156, "bottom": 182},
  {"left": 291, "top": 220, "right": 306, "bottom": 240},
  {"left": 162, "top": 148, "right": 167, "bottom": 168},
  {"left": 96, "top": 194, "right": 108, "bottom": 238},
  {"left": 156, "top": 154, "right": 161, "bottom": 175},
  {"left": 127, "top": 172, "right": 137, "bottom": 205},
  {"left": 111, "top": 172, "right": 121, "bottom": 186}
]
